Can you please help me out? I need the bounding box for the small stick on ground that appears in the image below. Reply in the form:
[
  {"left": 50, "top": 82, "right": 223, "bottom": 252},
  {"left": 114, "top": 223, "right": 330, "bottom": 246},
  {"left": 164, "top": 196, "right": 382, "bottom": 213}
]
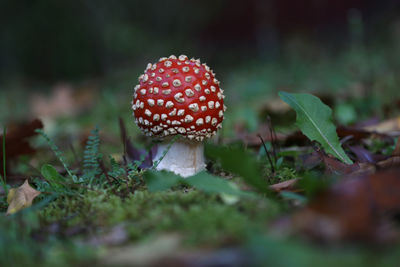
[
  {"left": 1, "top": 127, "right": 8, "bottom": 195},
  {"left": 267, "top": 116, "right": 278, "bottom": 163},
  {"left": 258, "top": 134, "right": 275, "bottom": 173}
]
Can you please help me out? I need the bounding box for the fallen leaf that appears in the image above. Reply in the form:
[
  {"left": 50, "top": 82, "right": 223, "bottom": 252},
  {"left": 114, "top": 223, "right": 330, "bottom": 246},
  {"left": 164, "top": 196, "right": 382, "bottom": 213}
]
[
  {"left": 363, "top": 117, "right": 400, "bottom": 136},
  {"left": 291, "top": 168, "right": 400, "bottom": 243},
  {"left": 376, "top": 156, "right": 400, "bottom": 169},
  {"left": 299, "top": 151, "right": 322, "bottom": 170},
  {"left": 269, "top": 178, "right": 299, "bottom": 192},
  {"left": 353, "top": 117, "right": 381, "bottom": 128},
  {"left": 31, "top": 84, "right": 76, "bottom": 119},
  {"left": 30, "top": 83, "right": 95, "bottom": 120},
  {"left": 6, "top": 180, "right": 41, "bottom": 215},
  {"left": 0, "top": 119, "right": 43, "bottom": 175},
  {"left": 314, "top": 149, "right": 360, "bottom": 175},
  {"left": 348, "top": 146, "right": 378, "bottom": 163},
  {"left": 336, "top": 126, "right": 385, "bottom": 141}
]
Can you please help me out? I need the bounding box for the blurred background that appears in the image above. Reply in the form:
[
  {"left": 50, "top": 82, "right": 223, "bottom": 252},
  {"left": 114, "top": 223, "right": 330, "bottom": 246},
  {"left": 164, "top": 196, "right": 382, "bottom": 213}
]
[{"left": 1, "top": 0, "right": 400, "bottom": 137}]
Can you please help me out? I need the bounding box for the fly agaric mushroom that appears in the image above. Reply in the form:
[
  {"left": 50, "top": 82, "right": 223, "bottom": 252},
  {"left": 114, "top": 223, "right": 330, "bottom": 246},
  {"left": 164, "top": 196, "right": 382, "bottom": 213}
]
[{"left": 132, "top": 55, "right": 226, "bottom": 177}]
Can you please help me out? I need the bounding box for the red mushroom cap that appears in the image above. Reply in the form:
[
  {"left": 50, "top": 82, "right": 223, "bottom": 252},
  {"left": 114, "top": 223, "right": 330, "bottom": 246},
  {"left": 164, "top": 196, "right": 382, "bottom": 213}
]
[{"left": 132, "top": 55, "right": 226, "bottom": 141}]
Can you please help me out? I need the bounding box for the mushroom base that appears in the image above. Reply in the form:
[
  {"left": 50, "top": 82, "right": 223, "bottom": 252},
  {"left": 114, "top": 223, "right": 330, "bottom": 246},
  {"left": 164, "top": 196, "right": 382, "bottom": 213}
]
[{"left": 154, "top": 139, "right": 205, "bottom": 178}]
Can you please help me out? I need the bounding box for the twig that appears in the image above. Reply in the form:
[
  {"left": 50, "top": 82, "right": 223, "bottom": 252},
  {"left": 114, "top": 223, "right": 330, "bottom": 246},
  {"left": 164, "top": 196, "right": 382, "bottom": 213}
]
[
  {"left": 119, "top": 117, "right": 128, "bottom": 166},
  {"left": 258, "top": 134, "right": 275, "bottom": 173},
  {"left": 267, "top": 116, "right": 278, "bottom": 163},
  {"left": 1, "top": 127, "right": 8, "bottom": 195}
]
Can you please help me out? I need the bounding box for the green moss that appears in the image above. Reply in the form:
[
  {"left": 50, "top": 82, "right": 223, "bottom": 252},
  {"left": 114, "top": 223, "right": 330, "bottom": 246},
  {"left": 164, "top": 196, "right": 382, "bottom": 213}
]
[
  {"left": 263, "top": 165, "right": 298, "bottom": 185},
  {"left": 40, "top": 189, "right": 279, "bottom": 247}
]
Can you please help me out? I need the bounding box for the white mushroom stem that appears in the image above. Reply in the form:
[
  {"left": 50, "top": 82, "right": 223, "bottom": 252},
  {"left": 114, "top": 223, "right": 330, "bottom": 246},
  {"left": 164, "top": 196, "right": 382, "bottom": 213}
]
[{"left": 153, "top": 139, "right": 205, "bottom": 177}]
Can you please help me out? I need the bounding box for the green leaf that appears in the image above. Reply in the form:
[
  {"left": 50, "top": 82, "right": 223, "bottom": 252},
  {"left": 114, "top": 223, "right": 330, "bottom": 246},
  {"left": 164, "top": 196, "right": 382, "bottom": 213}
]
[
  {"left": 186, "top": 172, "right": 255, "bottom": 198},
  {"left": 279, "top": 191, "right": 307, "bottom": 204},
  {"left": 143, "top": 170, "right": 181, "bottom": 192},
  {"left": 143, "top": 170, "right": 255, "bottom": 198},
  {"left": 278, "top": 91, "right": 353, "bottom": 164},
  {"left": 334, "top": 103, "right": 357, "bottom": 125},
  {"left": 205, "top": 144, "right": 268, "bottom": 193},
  {"left": 41, "top": 164, "right": 65, "bottom": 184}
]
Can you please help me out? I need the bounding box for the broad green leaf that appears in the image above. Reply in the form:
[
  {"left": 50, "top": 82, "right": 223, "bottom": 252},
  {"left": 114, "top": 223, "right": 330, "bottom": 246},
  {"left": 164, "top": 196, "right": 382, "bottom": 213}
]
[
  {"left": 205, "top": 144, "right": 268, "bottom": 193},
  {"left": 143, "top": 170, "right": 255, "bottom": 198},
  {"left": 143, "top": 171, "right": 181, "bottom": 192},
  {"left": 41, "top": 164, "right": 65, "bottom": 184},
  {"left": 186, "top": 172, "right": 255, "bottom": 198},
  {"left": 278, "top": 91, "right": 353, "bottom": 164},
  {"left": 279, "top": 191, "right": 307, "bottom": 204},
  {"left": 334, "top": 103, "right": 357, "bottom": 125}
]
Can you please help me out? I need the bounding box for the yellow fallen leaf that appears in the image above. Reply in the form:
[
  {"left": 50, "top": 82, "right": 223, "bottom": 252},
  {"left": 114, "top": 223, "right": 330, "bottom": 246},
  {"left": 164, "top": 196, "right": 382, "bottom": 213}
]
[
  {"left": 363, "top": 117, "right": 400, "bottom": 136},
  {"left": 6, "top": 180, "right": 41, "bottom": 215}
]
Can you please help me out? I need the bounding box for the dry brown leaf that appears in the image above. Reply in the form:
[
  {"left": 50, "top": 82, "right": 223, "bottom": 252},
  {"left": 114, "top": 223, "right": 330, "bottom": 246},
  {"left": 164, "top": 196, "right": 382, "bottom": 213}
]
[
  {"left": 269, "top": 178, "right": 299, "bottom": 192},
  {"left": 376, "top": 156, "right": 400, "bottom": 169},
  {"left": 0, "top": 119, "right": 43, "bottom": 175},
  {"left": 292, "top": 168, "right": 400, "bottom": 243},
  {"left": 321, "top": 153, "right": 360, "bottom": 175},
  {"left": 30, "top": 83, "right": 95, "bottom": 120},
  {"left": 363, "top": 117, "right": 400, "bottom": 136},
  {"left": 348, "top": 145, "right": 386, "bottom": 164},
  {"left": 307, "top": 149, "right": 360, "bottom": 175},
  {"left": 6, "top": 180, "right": 41, "bottom": 215},
  {"left": 350, "top": 156, "right": 400, "bottom": 177}
]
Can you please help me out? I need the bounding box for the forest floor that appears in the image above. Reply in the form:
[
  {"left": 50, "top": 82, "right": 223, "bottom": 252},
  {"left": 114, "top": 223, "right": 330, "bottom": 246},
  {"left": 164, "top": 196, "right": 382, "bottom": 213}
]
[{"left": 1, "top": 45, "right": 400, "bottom": 267}]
